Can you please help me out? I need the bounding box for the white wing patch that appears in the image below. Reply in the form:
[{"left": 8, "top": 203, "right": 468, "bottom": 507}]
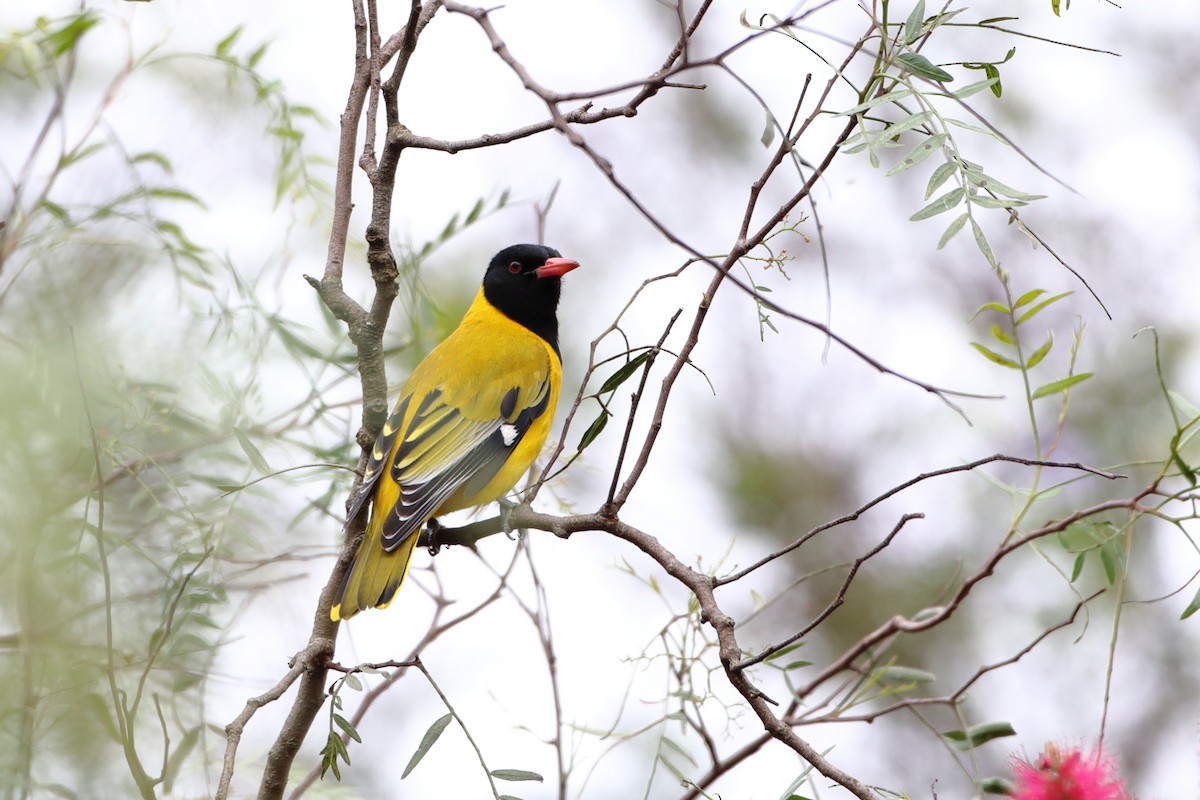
[{"left": 500, "top": 423, "right": 519, "bottom": 447}]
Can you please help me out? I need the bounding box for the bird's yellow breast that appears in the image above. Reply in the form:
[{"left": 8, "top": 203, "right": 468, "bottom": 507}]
[{"left": 399, "top": 289, "right": 561, "bottom": 512}]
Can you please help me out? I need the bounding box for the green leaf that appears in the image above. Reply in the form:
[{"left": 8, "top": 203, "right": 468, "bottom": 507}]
[
  {"left": 1015, "top": 291, "right": 1072, "bottom": 325},
  {"left": 886, "top": 133, "right": 948, "bottom": 176},
  {"left": 576, "top": 408, "right": 611, "bottom": 452},
  {"left": 980, "top": 777, "right": 1015, "bottom": 795},
  {"left": 491, "top": 769, "right": 544, "bottom": 783},
  {"left": 937, "top": 213, "right": 969, "bottom": 249},
  {"left": 969, "top": 217, "right": 996, "bottom": 267},
  {"left": 84, "top": 693, "right": 123, "bottom": 743},
  {"left": 972, "top": 301, "right": 1011, "bottom": 317},
  {"left": 970, "top": 342, "right": 1021, "bottom": 369},
  {"left": 402, "top": 713, "right": 453, "bottom": 779},
  {"left": 599, "top": 352, "right": 651, "bottom": 394},
  {"left": 948, "top": 76, "right": 1000, "bottom": 99},
  {"left": 333, "top": 714, "right": 362, "bottom": 743},
  {"left": 1181, "top": 584, "right": 1200, "bottom": 620},
  {"left": 874, "top": 665, "right": 935, "bottom": 684},
  {"left": 965, "top": 172, "right": 1043, "bottom": 201},
  {"left": 969, "top": 195, "right": 1028, "bottom": 210},
  {"left": 216, "top": 26, "right": 244, "bottom": 57},
  {"left": 940, "top": 721, "right": 1016, "bottom": 751},
  {"left": 764, "top": 642, "right": 806, "bottom": 662},
  {"left": 1070, "top": 552, "right": 1086, "bottom": 582},
  {"left": 984, "top": 64, "right": 1003, "bottom": 98},
  {"left": 1025, "top": 333, "right": 1053, "bottom": 369},
  {"left": 945, "top": 117, "right": 1007, "bottom": 142},
  {"left": 897, "top": 52, "right": 954, "bottom": 82},
  {"left": 990, "top": 324, "right": 1014, "bottom": 346},
  {"left": 234, "top": 428, "right": 270, "bottom": 474},
  {"left": 45, "top": 13, "right": 101, "bottom": 56},
  {"left": 1030, "top": 372, "right": 1092, "bottom": 400},
  {"left": 904, "top": 0, "right": 926, "bottom": 44},
  {"left": 910, "top": 187, "right": 963, "bottom": 221},
  {"left": 465, "top": 197, "right": 485, "bottom": 225},
  {"left": 1013, "top": 288, "right": 1045, "bottom": 309},
  {"left": 342, "top": 673, "right": 362, "bottom": 691},
  {"left": 838, "top": 87, "right": 916, "bottom": 116},
  {"left": 881, "top": 110, "right": 936, "bottom": 142},
  {"left": 760, "top": 107, "right": 776, "bottom": 148},
  {"left": 1099, "top": 542, "right": 1118, "bottom": 584},
  {"left": 42, "top": 201, "right": 70, "bottom": 222},
  {"left": 925, "top": 160, "right": 958, "bottom": 199}
]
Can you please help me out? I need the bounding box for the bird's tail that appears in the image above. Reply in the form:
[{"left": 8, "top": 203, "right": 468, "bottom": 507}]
[{"left": 330, "top": 521, "right": 419, "bottom": 621}]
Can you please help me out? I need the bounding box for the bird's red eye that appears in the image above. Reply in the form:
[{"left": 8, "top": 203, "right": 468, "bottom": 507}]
[{"left": 508, "top": 261, "right": 522, "bottom": 274}]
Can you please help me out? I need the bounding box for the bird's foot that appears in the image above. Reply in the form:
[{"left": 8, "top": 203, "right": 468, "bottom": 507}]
[
  {"left": 498, "top": 498, "right": 519, "bottom": 540},
  {"left": 425, "top": 518, "right": 443, "bottom": 555}
]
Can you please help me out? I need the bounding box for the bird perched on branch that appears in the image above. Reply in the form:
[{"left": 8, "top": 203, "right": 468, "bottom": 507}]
[{"left": 331, "top": 244, "right": 581, "bottom": 620}]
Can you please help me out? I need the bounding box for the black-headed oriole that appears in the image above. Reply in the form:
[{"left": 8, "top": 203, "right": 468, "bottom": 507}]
[{"left": 331, "top": 244, "right": 580, "bottom": 620}]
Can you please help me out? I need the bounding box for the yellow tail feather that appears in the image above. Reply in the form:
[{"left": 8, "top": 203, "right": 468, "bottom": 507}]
[{"left": 331, "top": 530, "right": 419, "bottom": 621}]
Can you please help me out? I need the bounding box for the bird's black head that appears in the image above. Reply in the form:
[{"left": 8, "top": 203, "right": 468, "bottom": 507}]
[{"left": 482, "top": 243, "right": 580, "bottom": 355}]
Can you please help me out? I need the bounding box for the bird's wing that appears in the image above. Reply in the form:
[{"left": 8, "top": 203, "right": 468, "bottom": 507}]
[{"left": 346, "top": 369, "right": 553, "bottom": 553}]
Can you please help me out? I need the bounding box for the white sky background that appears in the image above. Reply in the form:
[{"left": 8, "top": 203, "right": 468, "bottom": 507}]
[{"left": 5, "top": 0, "right": 1200, "bottom": 798}]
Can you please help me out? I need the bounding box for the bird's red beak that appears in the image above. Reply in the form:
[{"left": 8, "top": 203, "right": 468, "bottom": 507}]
[{"left": 534, "top": 257, "right": 580, "bottom": 279}]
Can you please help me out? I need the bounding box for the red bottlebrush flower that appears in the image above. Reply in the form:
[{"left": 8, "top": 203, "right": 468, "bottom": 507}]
[{"left": 1011, "top": 743, "right": 1132, "bottom": 800}]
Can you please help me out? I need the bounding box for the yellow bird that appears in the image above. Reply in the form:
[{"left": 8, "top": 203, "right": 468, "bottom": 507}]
[{"left": 331, "top": 244, "right": 581, "bottom": 620}]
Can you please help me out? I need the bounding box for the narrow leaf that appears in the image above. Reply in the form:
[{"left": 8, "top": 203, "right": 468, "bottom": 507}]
[
  {"left": 970, "top": 342, "right": 1021, "bottom": 369},
  {"left": 925, "top": 160, "right": 958, "bottom": 199},
  {"left": 764, "top": 642, "right": 806, "bottom": 662},
  {"left": 1070, "top": 552, "right": 1086, "bottom": 582},
  {"left": 948, "top": 77, "right": 1000, "bottom": 99},
  {"left": 838, "top": 87, "right": 916, "bottom": 116},
  {"left": 1030, "top": 372, "right": 1093, "bottom": 400},
  {"left": 910, "top": 187, "right": 963, "bottom": 221},
  {"left": 941, "top": 721, "right": 1017, "bottom": 751},
  {"left": 970, "top": 195, "right": 1028, "bottom": 210},
  {"left": 491, "top": 769, "right": 544, "bottom": 783},
  {"left": 1015, "top": 291, "right": 1072, "bottom": 325},
  {"left": 576, "top": 408, "right": 611, "bottom": 451},
  {"left": 402, "top": 714, "right": 453, "bottom": 779},
  {"left": 946, "top": 117, "right": 1006, "bottom": 142},
  {"left": 990, "top": 324, "right": 1014, "bottom": 346},
  {"left": 760, "top": 108, "right": 776, "bottom": 148},
  {"left": 333, "top": 714, "right": 362, "bottom": 743},
  {"left": 216, "top": 26, "right": 244, "bottom": 56},
  {"left": 972, "top": 301, "right": 1010, "bottom": 317},
  {"left": 886, "top": 133, "right": 948, "bottom": 176},
  {"left": 897, "top": 52, "right": 954, "bottom": 82},
  {"left": 1025, "top": 334, "right": 1053, "bottom": 369},
  {"left": 874, "top": 665, "right": 935, "bottom": 684},
  {"left": 965, "top": 171, "right": 1044, "bottom": 201},
  {"left": 882, "top": 110, "right": 936, "bottom": 142},
  {"left": 464, "top": 197, "right": 485, "bottom": 225},
  {"left": 970, "top": 217, "right": 996, "bottom": 267},
  {"left": 904, "top": 0, "right": 926, "bottom": 44},
  {"left": 599, "top": 352, "right": 651, "bottom": 394},
  {"left": 1181, "top": 584, "right": 1200, "bottom": 620},
  {"left": 937, "top": 213, "right": 969, "bottom": 249},
  {"left": 233, "top": 428, "right": 269, "bottom": 474},
  {"left": 1013, "top": 288, "right": 1046, "bottom": 309}
]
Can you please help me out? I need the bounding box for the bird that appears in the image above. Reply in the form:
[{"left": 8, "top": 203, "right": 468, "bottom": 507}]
[{"left": 331, "top": 243, "right": 581, "bottom": 620}]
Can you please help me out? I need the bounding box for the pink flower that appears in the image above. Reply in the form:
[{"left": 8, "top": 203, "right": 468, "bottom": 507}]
[{"left": 1011, "top": 743, "right": 1131, "bottom": 800}]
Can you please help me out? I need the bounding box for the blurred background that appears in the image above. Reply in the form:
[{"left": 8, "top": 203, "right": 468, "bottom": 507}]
[{"left": 2, "top": 0, "right": 1198, "bottom": 798}]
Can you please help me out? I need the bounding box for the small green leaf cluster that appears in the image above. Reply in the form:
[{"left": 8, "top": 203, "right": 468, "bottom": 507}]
[
  {"left": 319, "top": 671, "right": 366, "bottom": 781},
  {"left": 970, "top": 286, "right": 1091, "bottom": 403},
  {"left": 838, "top": 4, "right": 1046, "bottom": 268}
]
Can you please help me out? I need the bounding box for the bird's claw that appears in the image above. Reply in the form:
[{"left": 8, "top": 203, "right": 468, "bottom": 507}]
[
  {"left": 498, "top": 498, "right": 519, "bottom": 540},
  {"left": 425, "top": 518, "right": 443, "bottom": 555}
]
